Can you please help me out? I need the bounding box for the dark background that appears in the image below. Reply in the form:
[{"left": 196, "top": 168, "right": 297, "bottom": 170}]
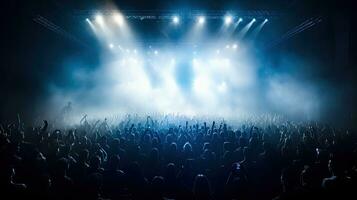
[{"left": 1, "top": 0, "right": 356, "bottom": 127}]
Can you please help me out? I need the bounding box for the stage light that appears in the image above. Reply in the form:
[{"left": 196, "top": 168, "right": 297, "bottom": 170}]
[
  {"left": 95, "top": 14, "right": 104, "bottom": 24},
  {"left": 224, "top": 15, "right": 233, "bottom": 25},
  {"left": 252, "top": 18, "right": 256, "bottom": 22},
  {"left": 154, "top": 50, "right": 158, "bottom": 55},
  {"left": 109, "top": 43, "right": 114, "bottom": 49},
  {"left": 173, "top": 16, "right": 179, "bottom": 24},
  {"left": 113, "top": 13, "right": 124, "bottom": 26},
  {"left": 239, "top": 18, "right": 243, "bottom": 22},
  {"left": 86, "top": 18, "right": 90, "bottom": 22},
  {"left": 198, "top": 16, "right": 205, "bottom": 24},
  {"left": 264, "top": 18, "right": 268, "bottom": 22},
  {"left": 232, "top": 44, "right": 238, "bottom": 49}
]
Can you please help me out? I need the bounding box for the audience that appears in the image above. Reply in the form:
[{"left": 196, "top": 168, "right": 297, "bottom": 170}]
[{"left": 0, "top": 115, "right": 356, "bottom": 200}]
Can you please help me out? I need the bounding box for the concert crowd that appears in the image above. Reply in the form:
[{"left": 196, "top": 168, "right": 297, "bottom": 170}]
[{"left": 0, "top": 115, "right": 356, "bottom": 200}]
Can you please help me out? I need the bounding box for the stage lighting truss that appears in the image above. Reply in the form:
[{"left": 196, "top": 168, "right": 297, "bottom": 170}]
[{"left": 75, "top": 9, "right": 283, "bottom": 22}]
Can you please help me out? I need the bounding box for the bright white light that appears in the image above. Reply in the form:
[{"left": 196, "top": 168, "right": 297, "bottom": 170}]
[
  {"left": 86, "top": 18, "right": 90, "bottom": 22},
  {"left": 154, "top": 50, "right": 158, "bottom": 55},
  {"left": 198, "top": 16, "right": 205, "bottom": 24},
  {"left": 173, "top": 16, "right": 179, "bottom": 24},
  {"left": 133, "top": 49, "right": 137, "bottom": 54},
  {"left": 224, "top": 15, "right": 233, "bottom": 25},
  {"left": 264, "top": 18, "right": 268, "bottom": 22},
  {"left": 239, "top": 18, "right": 243, "bottom": 22},
  {"left": 252, "top": 18, "right": 256, "bottom": 22},
  {"left": 95, "top": 14, "right": 104, "bottom": 24},
  {"left": 113, "top": 13, "right": 124, "bottom": 26},
  {"left": 109, "top": 43, "right": 114, "bottom": 49},
  {"left": 216, "top": 49, "right": 220, "bottom": 54},
  {"left": 225, "top": 45, "right": 230, "bottom": 49},
  {"left": 232, "top": 44, "right": 238, "bottom": 49}
]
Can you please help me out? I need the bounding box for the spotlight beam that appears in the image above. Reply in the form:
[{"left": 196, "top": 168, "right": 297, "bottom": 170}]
[
  {"left": 237, "top": 18, "right": 256, "bottom": 39},
  {"left": 251, "top": 19, "right": 269, "bottom": 39},
  {"left": 33, "top": 15, "right": 88, "bottom": 48},
  {"left": 264, "top": 16, "right": 322, "bottom": 49}
]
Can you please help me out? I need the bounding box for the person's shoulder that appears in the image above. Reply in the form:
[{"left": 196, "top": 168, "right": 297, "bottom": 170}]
[{"left": 322, "top": 176, "right": 337, "bottom": 188}]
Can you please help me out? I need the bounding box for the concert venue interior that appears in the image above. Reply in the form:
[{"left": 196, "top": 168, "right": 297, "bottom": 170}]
[{"left": 1, "top": 1, "right": 356, "bottom": 200}]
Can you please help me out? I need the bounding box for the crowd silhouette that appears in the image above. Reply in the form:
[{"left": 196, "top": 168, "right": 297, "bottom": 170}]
[{"left": 0, "top": 114, "right": 356, "bottom": 200}]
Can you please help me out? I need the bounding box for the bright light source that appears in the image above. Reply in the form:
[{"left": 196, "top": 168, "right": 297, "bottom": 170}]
[
  {"left": 113, "top": 13, "right": 124, "bottom": 26},
  {"left": 109, "top": 43, "right": 114, "bottom": 49},
  {"left": 173, "top": 16, "right": 179, "bottom": 24},
  {"left": 239, "top": 18, "right": 243, "bottom": 22},
  {"left": 226, "top": 45, "right": 230, "bottom": 49},
  {"left": 133, "top": 49, "right": 137, "bottom": 54},
  {"left": 95, "top": 14, "right": 104, "bottom": 24},
  {"left": 264, "top": 18, "right": 268, "bottom": 22},
  {"left": 232, "top": 44, "right": 238, "bottom": 49},
  {"left": 198, "top": 16, "right": 205, "bottom": 24},
  {"left": 86, "top": 18, "right": 90, "bottom": 22},
  {"left": 154, "top": 50, "right": 158, "bottom": 55},
  {"left": 252, "top": 18, "right": 256, "bottom": 22},
  {"left": 216, "top": 49, "right": 220, "bottom": 54},
  {"left": 224, "top": 15, "right": 233, "bottom": 25}
]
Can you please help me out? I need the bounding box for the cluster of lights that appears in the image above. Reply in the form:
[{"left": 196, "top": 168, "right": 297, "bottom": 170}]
[
  {"left": 87, "top": 13, "right": 268, "bottom": 26},
  {"left": 170, "top": 15, "right": 266, "bottom": 26}
]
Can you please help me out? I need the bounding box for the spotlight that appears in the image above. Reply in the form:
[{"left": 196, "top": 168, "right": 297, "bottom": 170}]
[
  {"left": 252, "top": 18, "right": 256, "bottom": 22},
  {"left": 109, "top": 43, "right": 114, "bottom": 49},
  {"left": 239, "top": 18, "right": 243, "bottom": 22},
  {"left": 264, "top": 18, "right": 268, "bottom": 22},
  {"left": 86, "top": 18, "right": 90, "bottom": 22},
  {"left": 224, "top": 15, "right": 233, "bottom": 25},
  {"left": 95, "top": 14, "right": 104, "bottom": 24},
  {"left": 198, "top": 16, "right": 205, "bottom": 24},
  {"left": 154, "top": 50, "right": 158, "bottom": 55},
  {"left": 232, "top": 44, "right": 238, "bottom": 49},
  {"left": 113, "top": 13, "right": 124, "bottom": 26},
  {"left": 173, "top": 16, "right": 179, "bottom": 24}
]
